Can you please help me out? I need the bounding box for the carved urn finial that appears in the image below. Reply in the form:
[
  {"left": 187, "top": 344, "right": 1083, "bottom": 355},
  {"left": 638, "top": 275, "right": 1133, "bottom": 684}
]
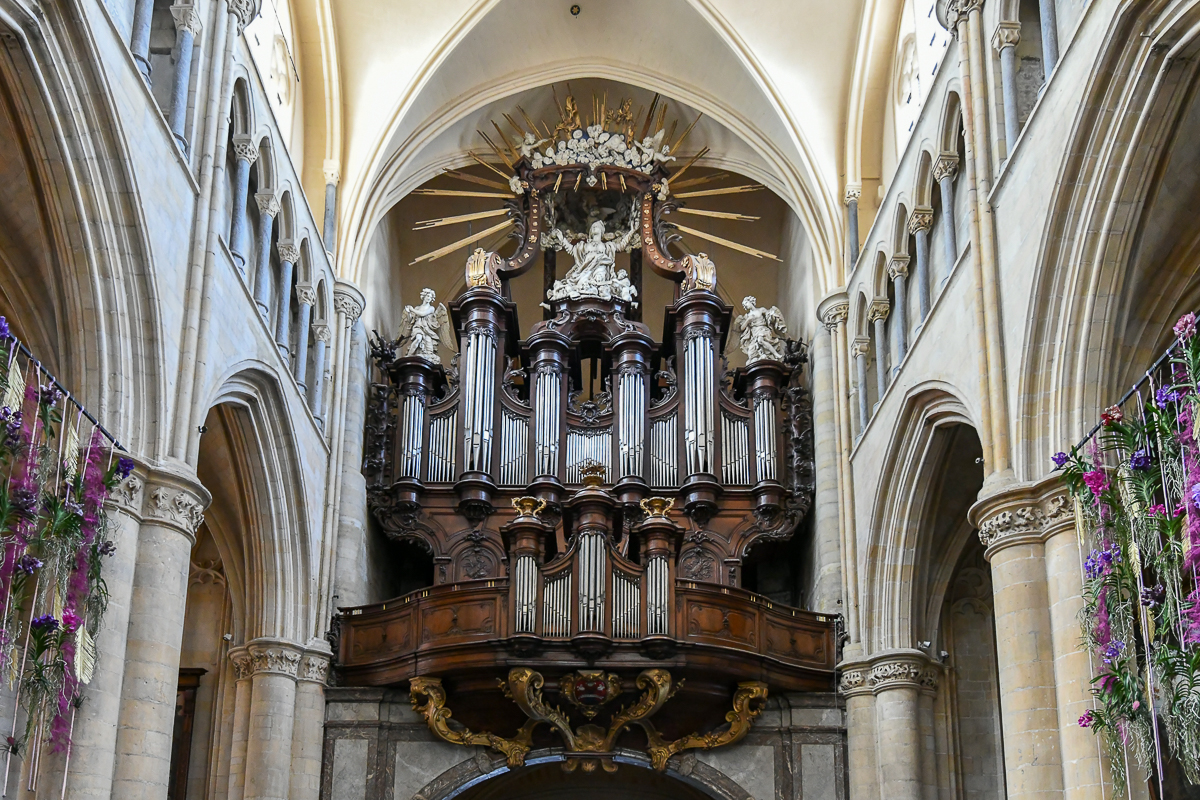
[
  {"left": 640, "top": 497, "right": 675, "bottom": 519},
  {"left": 511, "top": 496, "right": 547, "bottom": 518},
  {"left": 580, "top": 459, "right": 606, "bottom": 487}
]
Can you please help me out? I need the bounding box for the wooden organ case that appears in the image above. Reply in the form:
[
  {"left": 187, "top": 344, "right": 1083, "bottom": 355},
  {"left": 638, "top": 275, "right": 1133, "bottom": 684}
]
[{"left": 338, "top": 98, "right": 836, "bottom": 773}]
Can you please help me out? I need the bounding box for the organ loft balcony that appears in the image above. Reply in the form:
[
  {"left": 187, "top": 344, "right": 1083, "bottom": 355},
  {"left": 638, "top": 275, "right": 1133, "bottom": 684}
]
[{"left": 334, "top": 92, "right": 835, "bottom": 771}]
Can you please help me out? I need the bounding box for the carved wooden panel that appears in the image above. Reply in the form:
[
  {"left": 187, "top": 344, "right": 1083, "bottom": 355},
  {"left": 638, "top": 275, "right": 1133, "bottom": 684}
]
[
  {"left": 681, "top": 599, "right": 758, "bottom": 647},
  {"left": 764, "top": 620, "right": 827, "bottom": 665},
  {"left": 420, "top": 599, "right": 499, "bottom": 644},
  {"left": 347, "top": 609, "right": 414, "bottom": 661}
]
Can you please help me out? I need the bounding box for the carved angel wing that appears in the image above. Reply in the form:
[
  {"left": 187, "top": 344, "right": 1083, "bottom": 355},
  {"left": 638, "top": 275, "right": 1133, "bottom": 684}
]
[
  {"left": 435, "top": 304, "right": 458, "bottom": 354},
  {"left": 767, "top": 306, "right": 788, "bottom": 338},
  {"left": 397, "top": 305, "right": 416, "bottom": 343}
]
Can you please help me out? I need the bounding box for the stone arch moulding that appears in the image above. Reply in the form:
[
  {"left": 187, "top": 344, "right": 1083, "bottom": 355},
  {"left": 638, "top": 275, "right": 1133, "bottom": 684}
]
[
  {"left": 202, "top": 364, "right": 316, "bottom": 643},
  {"left": 0, "top": 1, "right": 166, "bottom": 458},
  {"left": 1017, "top": 2, "right": 1200, "bottom": 481},
  {"left": 860, "top": 382, "right": 979, "bottom": 653},
  {"left": 411, "top": 749, "right": 753, "bottom": 800},
  {"left": 336, "top": 0, "right": 844, "bottom": 295}
]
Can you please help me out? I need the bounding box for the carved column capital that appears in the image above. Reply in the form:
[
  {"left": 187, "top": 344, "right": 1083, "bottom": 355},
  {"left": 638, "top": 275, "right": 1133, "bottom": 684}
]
[
  {"left": 299, "top": 652, "right": 331, "bottom": 684},
  {"left": 821, "top": 302, "right": 849, "bottom": 332},
  {"left": 255, "top": 192, "right": 280, "bottom": 218},
  {"left": 141, "top": 466, "right": 210, "bottom": 541},
  {"left": 888, "top": 254, "right": 910, "bottom": 280},
  {"left": 334, "top": 281, "right": 365, "bottom": 323},
  {"left": 106, "top": 454, "right": 151, "bottom": 517},
  {"left": 313, "top": 324, "right": 332, "bottom": 344},
  {"left": 844, "top": 184, "right": 862, "bottom": 205},
  {"left": 969, "top": 477, "right": 1073, "bottom": 554},
  {"left": 868, "top": 300, "right": 890, "bottom": 323},
  {"left": 957, "top": 0, "right": 983, "bottom": 15},
  {"left": 228, "top": 0, "right": 261, "bottom": 33},
  {"left": 323, "top": 159, "right": 341, "bottom": 186},
  {"left": 908, "top": 207, "right": 934, "bottom": 234},
  {"left": 851, "top": 337, "right": 871, "bottom": 358},
  {"left": 277, "top": 241, "right": 300, "bottom": 264},
  {"left": 170, "top": 3, "right": 204, "bottom": 36},
  {"left": 230, "top": 647, "right": 253, "bottom": 680},
  {"left": 933, "top": 153, "right": 960, "bottom": 183},
  {"left": 838, "top": 662, "right": 872, "bottom": 697},
  {"left": 247, "top": 639, "right": 303, "bottom": 678},
  {"left": 295, "top": 284, "right": 316, "bottom": 306},
  {"left": 818, "top": 292, "right": 850, "bottom": 332},
  {"left": 231, "top": 135, "right": 259, "bottom": 165},
  {"left": 864, "top": 650, "right": 938, "bottom": 693},
  {"left": 992, "top": 20, "right": 1021, "bottom": 52}
]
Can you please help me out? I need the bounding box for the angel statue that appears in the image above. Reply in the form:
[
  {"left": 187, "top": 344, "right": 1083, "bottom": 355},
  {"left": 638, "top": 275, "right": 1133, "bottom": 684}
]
[
  {"left": 734, "top": 296, "right": 787, "bottom": 364},
  {"left": 397, "top": 288, "right": 455, "bottom": 365},
  {"left": 544, "top": 217, "right": 640, "bottom": 302}
]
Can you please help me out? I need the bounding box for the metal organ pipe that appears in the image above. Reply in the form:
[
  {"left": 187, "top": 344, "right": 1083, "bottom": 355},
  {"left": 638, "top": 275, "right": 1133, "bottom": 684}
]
[
  {"left": 461, "top": 327, "right": 497, "bottom": 474},
  {"left": 754, "top": 394, "right": 778, "bottom": 481},
  {"left": 617, "top": 367, "right": 646, "bottom": 479},
  {"left": 534, "top": 366, "right": 561, "bottom": 476},
  {"left": 514, "top": 555, "right": 537, "bottom": 634},
  {"left": 647, "top": 556, "right": 668, "bottom": 635},
  {"left": 398, "top": 391, "right": 425, "bottom": 479},
  {"left": 577, "top": 532, "right": 606, "bottom": 633},
  {"left": 684, "top": 330, "right": 715, "bottom": 475}
]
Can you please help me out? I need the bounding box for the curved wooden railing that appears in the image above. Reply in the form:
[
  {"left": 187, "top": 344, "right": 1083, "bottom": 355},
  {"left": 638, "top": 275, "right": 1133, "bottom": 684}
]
[{"left": 336, "top": 578, "right": 836, "bottom": 692}]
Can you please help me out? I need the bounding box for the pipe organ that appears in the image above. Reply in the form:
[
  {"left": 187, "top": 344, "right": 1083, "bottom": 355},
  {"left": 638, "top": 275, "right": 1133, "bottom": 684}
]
[{"left": 346, "top": 92, "right": 830, "bottom": 770}]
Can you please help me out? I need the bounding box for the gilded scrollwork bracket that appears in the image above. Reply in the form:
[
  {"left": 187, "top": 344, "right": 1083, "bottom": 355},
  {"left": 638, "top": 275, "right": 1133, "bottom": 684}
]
[
  {"left": 409, "top": 676, "right": 535, "bottom": 768},
  {"left": 409, "top": 669, "right": 768, "bottom": 774},
  {"left": 639, "top": 680, "right": 768, "bottom": 771}
]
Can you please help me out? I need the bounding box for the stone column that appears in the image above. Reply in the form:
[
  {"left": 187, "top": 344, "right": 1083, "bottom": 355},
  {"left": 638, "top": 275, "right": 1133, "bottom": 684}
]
[
  {"left": 918, "top": 671, "right": 940, "bottom": 800},
  {"left": 845, "top": 185, "right": 862, "bottom": 273},
  {"left": 242, "top": 640, "right": 301, "bottom": 800},
  {"left": 226, "top": 650, "right": 254, "bottom": 800},
  {"left": 130, "top": 0, "right": 154, "bottom": 80},
  {"left": 64, "top": 467, "right": 146, "bottom": 799},
  {"left": 251, "top": 192, "right": 280, "bottom": 316},
  {"left": 1039, "top": 0, "right": 1060, "bottom": 77},
  {"left": 322, "top": 161, "right": 340, "bottom": 257},
  {"left": 229, "top": 136, "right": 259, "bottom": 273},
  {"left": 1042, "top": 489, "right": 1107, "bottom": 800},
  {"left": 289, "top": 647, "right": 331, "bottom": 800},
  {"left": 839, "top": 666, "right": 878, "bottom": 800},
  {"left": 166, "top": 3, "right": 201, "bottom": 151},
  {"left": 933, "top": 154, "right": 959, "bottom": 279},
  {"left": 888, "top": 255, "right": 910, "bottom": 370},
  {"left": 869, "top": 301, "right": 889, "bottom": 407},
  {"left": 333, "top": 324, "right": 369, "bottom": 608},
  {"left": 852, "top": 337, "right": 870, "bottom": 434},
  {"left": 809, "top": 326, "right": 842, "bottom": 612},
  {"left": 973, "top": 490, "right": 1065, "bottom": 800},
  {"left": 111, "top": 467, "right": 210, "bottom": 800},
  {"left": 868, "top": 652, "right": 935, "bottom": 800},
  {"left": 294, "top": 284, "right": 315, "bottom": 390},
  {"left": 909, "top": 208, "right": 933, "bottom": 324},
  {"left": 993, "top": 22, "right": 1022, "bottom": 158},
  {"left": 310, "top": 323, "right": 330, "bottom": 426},
  {"left": 274, "top": 242, "right": 299, "bottom": 362}
]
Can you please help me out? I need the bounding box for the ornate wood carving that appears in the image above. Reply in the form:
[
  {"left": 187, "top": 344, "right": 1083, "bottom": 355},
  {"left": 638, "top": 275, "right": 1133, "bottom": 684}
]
[{"left": 410, "top": 667, "right": 767, "bottom": 774}]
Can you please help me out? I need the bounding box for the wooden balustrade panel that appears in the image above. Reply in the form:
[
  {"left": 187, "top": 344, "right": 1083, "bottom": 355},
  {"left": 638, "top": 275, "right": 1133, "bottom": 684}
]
[{"left": 338, "top": 578, "right": 835, "bottom": 690}]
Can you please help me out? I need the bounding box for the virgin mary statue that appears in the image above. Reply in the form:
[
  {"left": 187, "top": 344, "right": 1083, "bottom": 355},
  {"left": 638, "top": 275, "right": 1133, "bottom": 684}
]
[{"left": 545, "top": 219, "right": 639, "bottom": 303}]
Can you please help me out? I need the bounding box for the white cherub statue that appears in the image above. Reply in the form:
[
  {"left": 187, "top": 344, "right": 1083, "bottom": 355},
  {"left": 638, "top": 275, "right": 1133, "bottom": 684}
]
[
  {"left": 733, "top": 296, "right": 787, "bottom": 363},
  {"left": 397, "top": 288, "right": 455, "bottom": 365}
]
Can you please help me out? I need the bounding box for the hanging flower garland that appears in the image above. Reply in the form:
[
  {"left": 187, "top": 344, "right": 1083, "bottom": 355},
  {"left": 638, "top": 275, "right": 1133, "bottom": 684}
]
[
  {"left": 0, "top": 316, "right": 130, "bottom": 772},
  {"left": 1056, "top": 312, "right": 1200, "bottom": 792}
]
